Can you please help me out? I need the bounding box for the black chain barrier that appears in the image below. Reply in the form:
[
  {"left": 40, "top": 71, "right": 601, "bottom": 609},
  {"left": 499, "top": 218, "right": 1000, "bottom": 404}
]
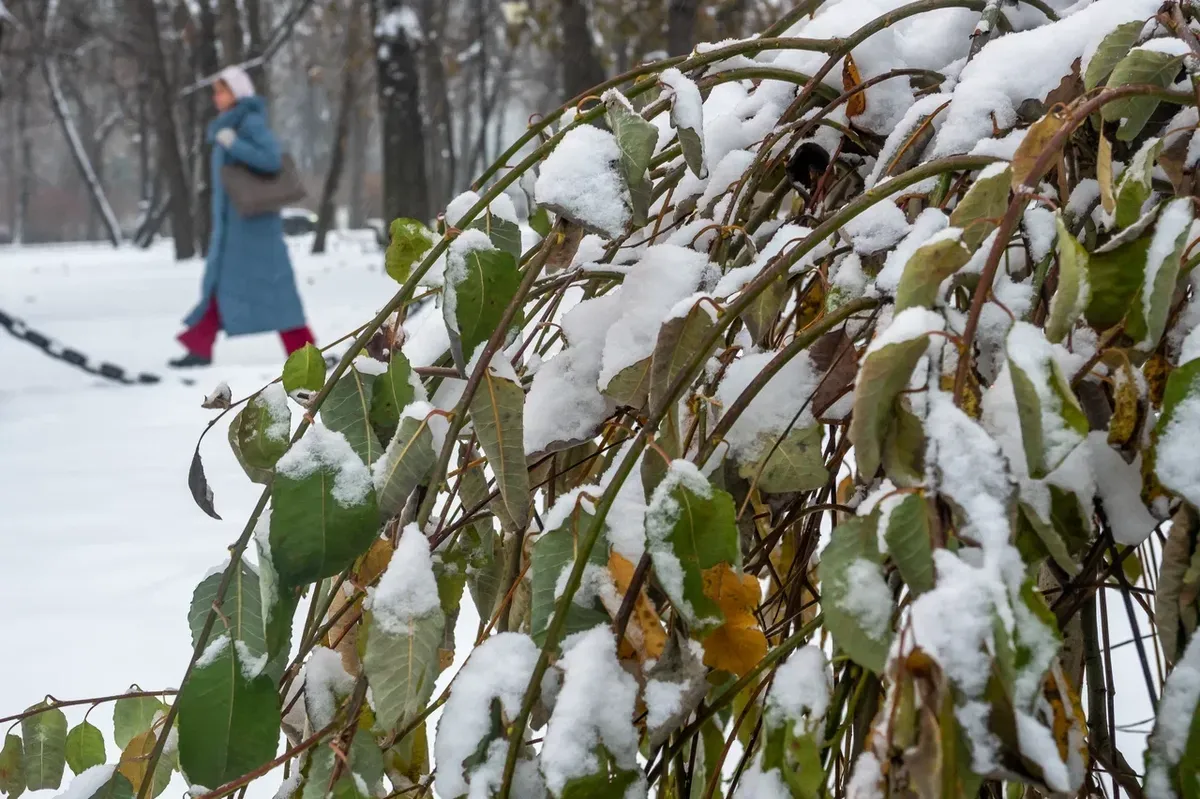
[{"left": 0, "top": 307, "right": 162, "bottom": 385}]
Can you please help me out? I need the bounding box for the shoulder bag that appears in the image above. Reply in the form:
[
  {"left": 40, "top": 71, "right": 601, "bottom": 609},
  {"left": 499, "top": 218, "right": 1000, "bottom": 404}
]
[{"left": 221, "top": 153, "right": 307, "bottom": 217}]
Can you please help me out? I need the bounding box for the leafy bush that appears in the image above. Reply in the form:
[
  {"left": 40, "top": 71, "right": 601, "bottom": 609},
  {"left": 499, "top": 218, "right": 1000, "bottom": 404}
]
[{"left": 10, "top": 1, "right": 1200, "bottom": 798}]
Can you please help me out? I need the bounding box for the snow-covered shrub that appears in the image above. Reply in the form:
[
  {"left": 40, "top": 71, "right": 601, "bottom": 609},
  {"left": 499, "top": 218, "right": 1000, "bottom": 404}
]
[{"left": 12, "top": 1, "right": 1200, "bottom": 798}]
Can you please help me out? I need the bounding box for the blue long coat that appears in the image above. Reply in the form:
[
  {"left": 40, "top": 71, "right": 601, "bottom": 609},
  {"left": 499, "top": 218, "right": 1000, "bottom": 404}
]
[{"left": 183, "top": 97, "right": 308, "bottom": 336}]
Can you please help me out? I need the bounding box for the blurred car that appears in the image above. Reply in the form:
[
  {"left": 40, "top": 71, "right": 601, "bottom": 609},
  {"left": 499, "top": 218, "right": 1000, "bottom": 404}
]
[{"left": 281, "top": 208, "right": 318, "bottom": 237}]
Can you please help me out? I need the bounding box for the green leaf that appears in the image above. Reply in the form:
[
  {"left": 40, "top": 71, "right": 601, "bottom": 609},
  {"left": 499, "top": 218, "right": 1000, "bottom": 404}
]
[
  {"left": 529, "top": 206, "right": 553, "bottom": 237},
  {"left": 374, "top": 412, "right": 437, "bottom": 518},
  {"left": 189, "top": 561, "right": 269, "bottom": 666},
  {"left": 560, "top": 758, "right": 639, "bottom": 799},
  {"left": 1127, "top": 198, "right": 1193, "bottom": 351},
  {"left": 742, "top": 274, "right": 787, "bottom": 346},
  {"left": 883, "top": 494, "right": 935, "bottom": 595},
  {"left": 362, "top": 609, "right": 445, "bottom": 732},
  {"left": 0, "top": 734, "right": 26, "bottom": 799},
  {"left": 443, "top": 246, "right": 522, "bottom": 373},
  {"left": 1085, "top": 231, "right": 1150, "bottom": 328},
  {"left": 819, "top": 516, "right": 891, "bottom": 673},
  {"left": 466, "top": 522, "right": 504, "bottom": 622},
  {"left": 176, "top": 635, "right": 281, "bottom": 789},
  {"left": 228, "top": 387, "right": 292, "bottom": 484},
  {"left": 20, "top": 705, "right": 66, "bottom": 791},
  {"left": 1101, "top": 50, "right": 1183, "bottom": 141},
  {"left": 949, "top": 164, "right": 1011, "bottom": 250},
  {"left": 1045, "top": 214, "right": 1090, "bottom": 343},
  {"left": 1008, "top": 342, "right": 1088, "bottom": 479},
  {"left": 254, "top": 529, "right": 297, "bottom": 666},
  {"left": 645, "top": 465, "right": 740, "bottom": 636},
  {"left": 385, "top": 218, "right": 435, "bottom": 284},
  {"left": 602, "top": 358, "right": 651, "bottom": 409},
  {"left": 369, "top": 352, "right": 418, "bottom": 443},
  {"left": 649, "top": 303, "right": 716, "bottom": 418},
  {"left": 881, "top": 398, "right": 925, "bottom": 488},
  {"left": 322, "top": 367, "right": 384, "bottom": 465},
  {"left": 112, "top": 697, "right": 168, "bottom": 751},
  {"left": 80, "top": 771, "right": 134, "bottom": 799},
  {"left": 283, "top": 343, "right": 326, "bottom": 394},
  {"left": 1017, "top": 501, "right": 1080, "bottom": 576},
  {"left": 270, "top": 432, "right": 380, "bottom": 588},
  {"left": 1113, "top": 138, "right": 1163, "bottom": 230},
  {"left": 65, "top": 723, "right": 105, "bottom": 776},
  {"left": 1084, "top": 20, "right": 1144, "bottom": 90},
  {"left": 605, "top": 93, "right": 658, "bottom": 226},
  {"left": 531, "top": 504, "right": 610, "bottom": 647},
  {"left": 893, "top": 232, "right": 973, "bottom": 311},
  {"left": 469, "top": 213, "right": 523, "bottom": 259},
  {"left": 850, "top": 317, "right": 939, "bottom": 479},
  {"left": 678, "top": 128, "right": 706, "bottom": 180},
  {"left": 469, "top": 357, "right": 531, "bottom": 531},
  {"left": 738, "top": 425, "right": 829, "bottom": 494}
]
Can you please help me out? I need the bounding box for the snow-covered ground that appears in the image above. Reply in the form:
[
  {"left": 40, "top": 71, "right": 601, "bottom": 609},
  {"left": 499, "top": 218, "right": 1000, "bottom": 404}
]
[{"left": 0, "top": 235, "right": 475, "bottom": 798}]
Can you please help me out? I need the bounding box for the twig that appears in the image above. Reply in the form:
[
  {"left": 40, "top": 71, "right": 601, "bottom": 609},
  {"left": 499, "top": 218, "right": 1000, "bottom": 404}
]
[{"left": 0, "top": 689, "right": 177, "bottom": 726}]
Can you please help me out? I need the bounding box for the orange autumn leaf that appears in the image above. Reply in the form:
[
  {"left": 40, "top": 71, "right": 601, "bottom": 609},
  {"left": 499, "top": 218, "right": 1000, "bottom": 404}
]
[
  {"left": 700, "top": 562, "right": 768, "bottom": 677},
  {"left": 609, "top": 552, "right": 667, "bottom": 661},
  {"left": 843, "top": 53, "right": 867, "bottom": 117}
]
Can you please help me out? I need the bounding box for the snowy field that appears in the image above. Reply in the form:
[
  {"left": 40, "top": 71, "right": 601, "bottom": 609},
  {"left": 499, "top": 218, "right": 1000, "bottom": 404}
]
[
  {"left": 0, "top": 236, "right": 1160, "bottom": 795},
  {"left": 0, "top": 235, "right": 476, "bottom": 798}
]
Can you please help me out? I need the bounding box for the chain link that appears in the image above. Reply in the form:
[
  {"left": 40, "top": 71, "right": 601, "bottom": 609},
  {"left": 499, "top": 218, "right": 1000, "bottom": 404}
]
[{"left": 0, "top": 307, "right": 161, "bottom": 386}]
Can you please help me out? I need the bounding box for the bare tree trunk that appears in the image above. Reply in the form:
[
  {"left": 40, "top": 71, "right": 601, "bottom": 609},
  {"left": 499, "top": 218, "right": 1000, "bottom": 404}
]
[
  {"left": 347, "top": 103, "right": 370, "bottom": 228},
  {"left": 195, "top": 0, "right": 221, "bottom": 255},
  {"left": 245, "top": 0, "right": 272, "bottom": 101},
  {"left": 667, "top": 0, "right": 700, "bottom": 57},
  {"left": 12, "top": 68, "right": 34, "bottom": 245},
  {"left": 373, "top": 0, "right": 430, "bottom": 224},
  {"left": 219, "top": 0, "right": 245, "bottom": 63},
  {"left": 313, "top": 1, "right": 363, "bottom": 254},
  {"left": 42, "top": 56, "right": 122, "bottom": 247},
  {"left": 127, "top": 0, "right": 197, "bottom": 259},
  {"left": 558, "top": 0, "right": 606, "bottom": 101},
  {"left": 420, "top": 0, "right": 454, "bottom": 208}
]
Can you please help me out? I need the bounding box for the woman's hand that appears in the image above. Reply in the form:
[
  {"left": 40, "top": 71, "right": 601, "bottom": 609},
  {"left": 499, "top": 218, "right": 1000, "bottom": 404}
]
[{"left": 215, "top": 128, "right": 237, "bottom": 149}]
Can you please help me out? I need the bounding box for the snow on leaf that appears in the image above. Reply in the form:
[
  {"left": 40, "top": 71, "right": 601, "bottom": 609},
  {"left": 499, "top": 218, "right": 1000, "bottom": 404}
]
[
  {"left": 850, "top": 307, "right": 944, "bottom": 480},
  {"left": 541, "top": 627, "right": 642, "bottom": 797},
  {"left": 188, "top": 560, "right": 270, "bottom": 675},
  {"left": 176, "top": 635, "right": 280, "bottom": 789},
  {"left": 1045, "top": 214, "right": 1090, "bottom": 343},
  {"left": 1128, "top": 197, "right": 1193, "bottom": 352},
  {"left": 604, "top": 91, "right": 658, "bottom": 227},
  {"left": 645, "top": 461, "right": 739, "bottom": 635},
  {"left": 229, "top": 385, "right": 294, "bottom": 483},
  {"left": 1145, "top": 633, "right": 1200, "bottom": 799},
  {"left": 433, "top": 633, "right": 540, "bottom": 799},
  {"left": 820, "top": 516, "right": 891, "bottom": 674},
  {"left": 271, "top": 426, "right": 379, "bottom": 588},
  {"left": 1155, "top": 359, "right": 1200, "bottom": 510},
  {"left": 535, "top": 125, "right": 632, "bottom": 238},
  {"left": 442, "top": 234, "right": 521, "bottom": 373},
  {"left": 1006, "top": 322, "right": 1088, "bottom": 479},
  {"left": 893, "top": 228, "right": 971, "bottom": 312},
  {"left": 949, "top": 163, "right": 1010, "bottom": 251},
  {"left": 660, "top": 68, "right": 706, "bottom": 178}
]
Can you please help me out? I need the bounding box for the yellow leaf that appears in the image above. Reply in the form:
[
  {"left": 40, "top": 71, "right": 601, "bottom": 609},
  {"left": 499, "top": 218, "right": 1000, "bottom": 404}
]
[
  {"left": 118, "top": 729, "right": 156, "bottom": 794},
  {"left": 356, "top": 536, "right": 395, "bottom": 586},
  {"left": 1108, "top": 362, "right": 1141, "bottom": 448},
  {"left": 1043, "top": 663, "right": 1089, "bottom": 786},
  {"left": 699, "top": 563, "right": 768, "bottom": 677},
  {"left": 1098, "top": 134, "right": 1116, "bottom": 215},
  {"left": 843, "top": 53, "right": 867, "bottom": 117},
  {"left": 1011, "top": 108, "right": 1066, "bottom": 192},
  {"left": 1144, "top": 352, "right": 1170, "bottom": 409},
  {"left": 608, "top": 552, "right": 667, "bottom": 661}
]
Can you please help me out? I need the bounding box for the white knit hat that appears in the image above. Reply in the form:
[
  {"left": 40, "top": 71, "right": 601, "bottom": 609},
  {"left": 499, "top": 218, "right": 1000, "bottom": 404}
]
[{"left": 218, "top": 66, "right": 255, "bottom": 99}]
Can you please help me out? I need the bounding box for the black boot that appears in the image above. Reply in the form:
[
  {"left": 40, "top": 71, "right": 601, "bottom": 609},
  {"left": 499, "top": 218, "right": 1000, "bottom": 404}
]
[{"left": 168, "top": 352, "right": 212, "bottom": 368}]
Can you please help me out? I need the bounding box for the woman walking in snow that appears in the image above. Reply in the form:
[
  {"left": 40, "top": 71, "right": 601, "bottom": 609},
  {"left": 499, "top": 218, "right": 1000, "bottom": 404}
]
[{"left": 171, "top": 66, "right": 315, "bottom": 367}]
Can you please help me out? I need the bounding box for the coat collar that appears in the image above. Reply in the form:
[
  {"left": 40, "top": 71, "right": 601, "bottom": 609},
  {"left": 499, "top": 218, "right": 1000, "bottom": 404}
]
[{"left": 208, "top": 96, "right": 267, "bottom": 141}]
